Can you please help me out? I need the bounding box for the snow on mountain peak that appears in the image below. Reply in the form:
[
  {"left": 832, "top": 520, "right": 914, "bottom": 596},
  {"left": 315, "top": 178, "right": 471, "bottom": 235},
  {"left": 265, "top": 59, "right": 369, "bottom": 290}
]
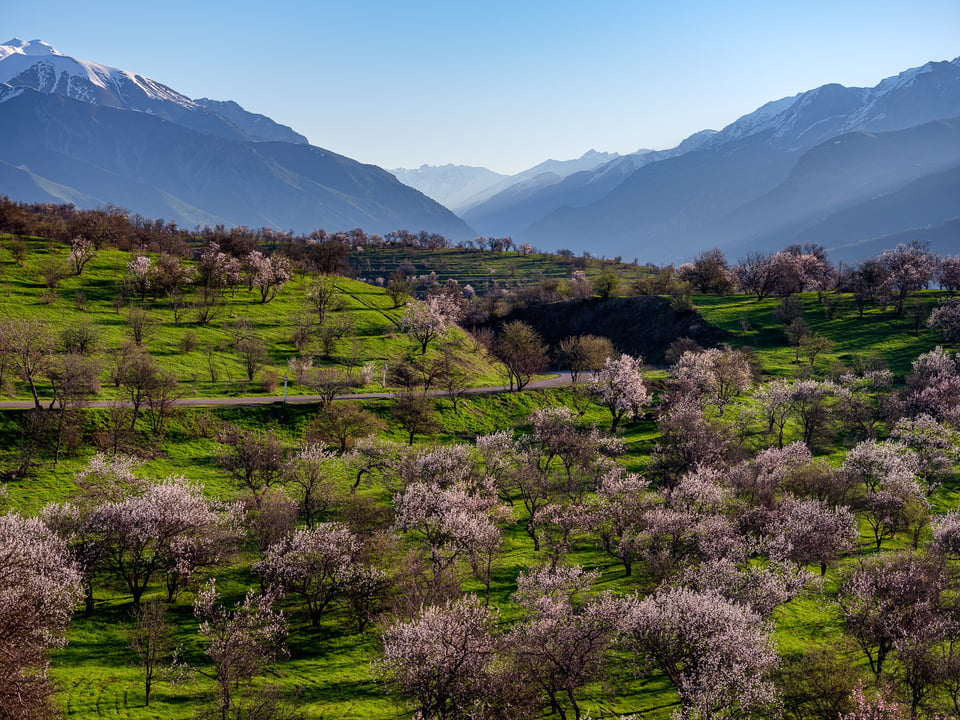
[
  {"left": 0, "top": 38, "right": 198, "bottom": 109},
  {"left": 0, "top": 38, "right": 63, "bottom": 59}
]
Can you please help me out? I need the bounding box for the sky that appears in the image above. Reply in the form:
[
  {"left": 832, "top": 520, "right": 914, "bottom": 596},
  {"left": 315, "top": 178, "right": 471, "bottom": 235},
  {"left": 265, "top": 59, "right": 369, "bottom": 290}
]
[{"left": 5, "top": 0, "right": 960, "bottom": 175}]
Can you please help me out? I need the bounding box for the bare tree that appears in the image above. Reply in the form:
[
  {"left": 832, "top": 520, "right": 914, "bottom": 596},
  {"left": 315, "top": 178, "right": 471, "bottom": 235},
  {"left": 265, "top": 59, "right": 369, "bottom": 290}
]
[
  {"left": 494, "top": 321, "right": 548, "bottom": 391},
  {"left": 218, "top": 425, "right": 286, "bottom": 501},
  {"left": 128, "top": 598, "right": 175, "bottom": 707},
  {"left": 0, "top": 318, "right": 57, "bottom": 409}
]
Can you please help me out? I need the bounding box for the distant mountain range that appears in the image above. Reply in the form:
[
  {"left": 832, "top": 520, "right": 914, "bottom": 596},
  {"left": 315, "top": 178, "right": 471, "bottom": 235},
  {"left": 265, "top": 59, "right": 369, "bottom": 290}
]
[
  {"left": 1, "top": 38, "right": 957, "bottom": 262},
  {"left": 398, "top": 58, "right": 960, "bottom": 262},
  {"left": 0, "top": 39, "right": 472, "bottom": 238}
]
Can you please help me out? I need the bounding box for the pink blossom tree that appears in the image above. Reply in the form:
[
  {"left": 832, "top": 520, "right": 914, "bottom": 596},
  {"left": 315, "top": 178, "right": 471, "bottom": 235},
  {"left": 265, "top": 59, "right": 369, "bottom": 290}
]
[
  {"left": 881, "top": 241, "right": 937, "bottom": 315},
  {"left": 585, "top": 467, "right": 652, "bottom": 576},
  {"left": 838, "top": 552, "right": 943, "bottom": 682},
  {"left": 508, "top": 566, "right": 618, "bottom": 720},
  {"left": 400, "top": 293, "right": 463, "bottom": 354},
  {"left": 589, "top": 354, "right": 650, "bottom": 430},
  {"left": 618, "top": 586, "right": 779, "bottom": 720},
  {"left": 0, "top": 513, "right": 83, "bottom": 719},
  {"left": 254, "top": 522, "right": 382, "bottom": 627},
  {"left": 673, "top": 347, "right": 754, "bottom": 413},
  {"left": 768, "top": 498, "right": 858, "bottom": 575},
  {"left": 376, "top": 595, "right": 501, "bottom": 720},
  {"left": 194, "top": 580, "right": 287, "bottom": 719},
  {"left": 242, "top": 250, "right": 292, "bottom": 303}
]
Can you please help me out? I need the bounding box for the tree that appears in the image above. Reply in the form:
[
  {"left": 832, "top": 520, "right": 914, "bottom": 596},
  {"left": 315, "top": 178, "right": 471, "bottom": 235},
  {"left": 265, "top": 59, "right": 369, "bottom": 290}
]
[
  {"left": 508, "top": 566, "right": 618, "bottom": 720},
  {"left": 768, "top": 498, "right": 857, "bottom": 575},
  {"left": 838, "top": 552, "right": 943, "bottom": 682},
  {"left": 927, "top": 298, "right": 960, "bottom": 344},
  {"left": 94, "top": 477, "right": 228, "bottom": 606},
  {"left": 68, "top": 235, "right": 96, "bottom": 276},
  {"left": 589, "top": 354, "right": 650, "bottom": 430},
  {"left": 673, "top": 347, "right": 753, "bottom": 413},
  {"left": 681, "top": 248, "right": 734, "bottom": 294},
  {"left": 254, "top": 523, "right": 382, "bottom": 627},
  {"left": 385, "top": 272, "right": 413, "bottom": 308},
  {"left": 194, "top": 581, "right": 288, "bottom": 720},
  {"left": 392, "top": 392, "right": 439, "bottom": 445},
  {"left": 394, "top": 479, "right": 505, "bottom": 591},
  {"left": 494, "top": 321, "right": 548, "bottom": 391},
  {"left": 0, "top": 318, "right": 57, "bottom": 409},
  {"left": 218, "top": 426, "right": 286, "bottom": 501},
  {"left": 243, "top": 251, "right": 292, "bottom": 303},
  {"left": 46, "top": 352, "right": 101, "bottom": 461},
  {"left": 559, "top": 335, "right": 614, "bottom": 383},
  {"left": 235, "top": 336, "right": 269, "bottom": 382},
  {"left": 128, "top": 254, "right": 152, "bottom": 302},
  {"left": 281, "top": 444, "right": 337, "bottom": 526},
  {"left": 376, "top": 596, "right": 500, "bottom": 720},
  {"left": 128, "top": 598, "right": 175, "bottom": 707},
  {"left": 592, "top": 272, "right": 620, "bottom": 300},
  {"left": 0, "top": 513, "right": 83, "bottom": 719},
  {"left": 799, "top": 333, "right": 834, "bottom": 368},
  {"left": 586, "top": 467, "right": 651, "bottom": 576},
  {"left": 618, "top": 586, "right": 779, "bottom": 720},
  {"left": 849, "top": 258, "right": 891, "bottom": 317},
  {"left": 881, "top": 241, "right": 936, "bottom": 315},
  {"left": 400, "top": 294, "right": 462, "bottom": 354},
  {"left": 733, "top": 252, "right": 777, "bottom": 300},
  {"left": 904, "top": 346, "right": 960, "bottom": 425},
  {"left": 307, "top": 401, "right": 385, "bottom": 453},
  {"left": 305, "top": 275, "right": 341, "bottom": 325}
]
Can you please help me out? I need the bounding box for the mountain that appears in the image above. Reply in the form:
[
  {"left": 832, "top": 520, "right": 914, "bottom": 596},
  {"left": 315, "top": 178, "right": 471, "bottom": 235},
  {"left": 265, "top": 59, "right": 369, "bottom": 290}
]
[
  {"left": 395, "top": 150, "right": 622, "bottom": 217},
  {"left": 0, "top": 39, "right": 472, "bottom": 238},
  {"left": 391, "top": 164, "right": 508, "bottom": 215},
  {"left": 471, "top": 56, "right": 960, "bottom": 262},
  {"left": 462, "top": 136, "right": 721, "bottom": 239}
]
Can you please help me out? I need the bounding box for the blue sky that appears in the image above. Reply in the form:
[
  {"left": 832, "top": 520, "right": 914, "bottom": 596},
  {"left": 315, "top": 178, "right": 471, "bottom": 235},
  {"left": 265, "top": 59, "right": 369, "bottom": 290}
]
[{"left": 5, "top": 0, "right": 960, "bottom": 174}]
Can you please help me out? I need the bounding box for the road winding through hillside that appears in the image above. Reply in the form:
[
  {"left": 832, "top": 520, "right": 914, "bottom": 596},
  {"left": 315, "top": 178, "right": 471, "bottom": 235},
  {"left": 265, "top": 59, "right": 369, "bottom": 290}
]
[{"left": 0, "top": 372, "right": 575, "bottom": 410}]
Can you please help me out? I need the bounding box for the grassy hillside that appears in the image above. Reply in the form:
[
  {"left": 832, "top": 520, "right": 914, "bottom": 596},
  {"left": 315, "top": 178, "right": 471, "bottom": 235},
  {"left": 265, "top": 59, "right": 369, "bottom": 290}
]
[
  {"left": 0, "top": 237, "right": 505, "bottom": 403},
  {"left": 2, "top": 232, "right": 960, "bottom": 719}
]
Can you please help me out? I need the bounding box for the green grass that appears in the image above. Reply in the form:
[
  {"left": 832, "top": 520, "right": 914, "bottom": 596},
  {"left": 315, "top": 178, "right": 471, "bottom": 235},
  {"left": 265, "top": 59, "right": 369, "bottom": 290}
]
[
  {"left": 694, "top": 291, "right": 948, "bottom": 380},
  {"left": 4, "top": 235, "right": 960, "bottom": 719},
  {"left": 347, "top": 246, "right": 653, "bottom": 294},
  {"left": 0, "top": 238, "right": 505, "bottom": 404}
]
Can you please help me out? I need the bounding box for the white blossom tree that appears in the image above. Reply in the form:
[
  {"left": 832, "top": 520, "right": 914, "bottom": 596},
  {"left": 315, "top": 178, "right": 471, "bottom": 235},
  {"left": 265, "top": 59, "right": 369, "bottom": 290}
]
[
  {"left": 400, "top": 293, "right": 463, "bottom": 354},
  {"left": 376, "top": 595, "right": 500, "bottom": 720},
  {"left": 243, "top": 250, "right": 292, "bottom": 303},
  {"left": 194, "top": 580, "right": 287, "bottom": 719},
  {"left": 619, "top": 586, "right": 779, "bottom": 720},
  {"left": 254, "top": 522, "right": 383, "bottom": 627},
  {"left": 589, "top": 354, "right": 650, "bottom": 430},
  {"left": 0, "top": 513, "right": 83, "bottom": 718}
]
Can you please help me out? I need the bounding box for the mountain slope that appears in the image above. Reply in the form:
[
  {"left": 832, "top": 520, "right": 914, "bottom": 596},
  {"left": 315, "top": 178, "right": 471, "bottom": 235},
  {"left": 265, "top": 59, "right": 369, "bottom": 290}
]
[
  {"left": 516, "top": 57, "right": 960, "bottom": 261},
  {"left": 0, "top": 39, "right": 473, "bottom": 238},
  {"left": 0, "top": 87, "right": 473, "bottom": 237}
]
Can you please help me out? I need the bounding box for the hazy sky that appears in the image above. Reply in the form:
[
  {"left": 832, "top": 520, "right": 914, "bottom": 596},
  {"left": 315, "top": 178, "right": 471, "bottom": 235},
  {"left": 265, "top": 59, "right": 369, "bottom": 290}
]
[{"left": 5, "top": 0, "right": 960, "bottom": 174}]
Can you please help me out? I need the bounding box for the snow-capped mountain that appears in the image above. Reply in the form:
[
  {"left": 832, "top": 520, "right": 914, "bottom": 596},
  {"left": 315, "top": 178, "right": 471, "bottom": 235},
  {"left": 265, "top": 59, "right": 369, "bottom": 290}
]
[
  {"left": 488, "top": 55, "right": 960, "bottom": 261},
  {"left": 0, "top": 39, "right": 473, "bottom": 238},
  {"left": 0, "top": 38, "right": 306, "bottom": 144}
]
